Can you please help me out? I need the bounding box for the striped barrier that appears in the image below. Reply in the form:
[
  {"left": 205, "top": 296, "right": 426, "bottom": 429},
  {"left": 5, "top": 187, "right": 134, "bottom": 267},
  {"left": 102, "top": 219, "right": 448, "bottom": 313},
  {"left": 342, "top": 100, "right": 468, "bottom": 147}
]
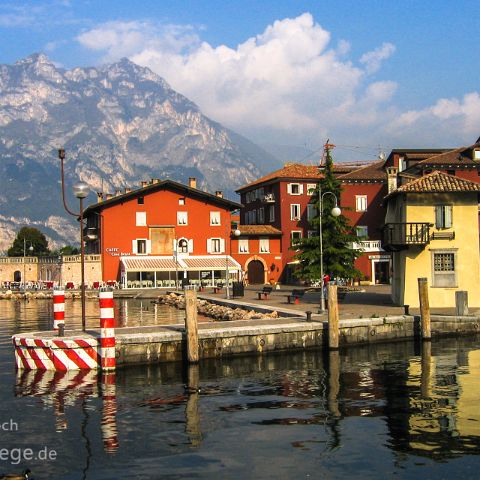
[
  {"left": 100, "top": 291, "right": 116, "bottom": 371},
  {"left": 101, "top": 372, "right": 119, "bottom": 453},
  {"left": 53, "top": 289, "right": 65, "bottom": 332},
  {"left": 12, "top": 336, "right": 100, "bottom": 371}
]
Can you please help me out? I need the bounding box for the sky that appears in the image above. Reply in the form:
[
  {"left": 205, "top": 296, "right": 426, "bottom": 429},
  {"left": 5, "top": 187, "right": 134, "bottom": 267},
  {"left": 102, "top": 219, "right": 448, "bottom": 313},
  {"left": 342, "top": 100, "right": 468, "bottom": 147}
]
[{"left": 1, "top": 0, "right": 479, "bottom": 162}]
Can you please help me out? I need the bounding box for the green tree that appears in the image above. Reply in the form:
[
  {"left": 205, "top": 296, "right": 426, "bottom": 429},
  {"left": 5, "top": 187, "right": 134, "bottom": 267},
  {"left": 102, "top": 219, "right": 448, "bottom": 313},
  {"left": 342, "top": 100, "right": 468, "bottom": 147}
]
[
  {"left": 293, "top": 146, "right": 361, "bottom": 282},
  {"left": 7, "top": 227, "right": 50, "bottom": 257},
  {"left": 50, "top": 245, "right": 80, "bottom": 256}
]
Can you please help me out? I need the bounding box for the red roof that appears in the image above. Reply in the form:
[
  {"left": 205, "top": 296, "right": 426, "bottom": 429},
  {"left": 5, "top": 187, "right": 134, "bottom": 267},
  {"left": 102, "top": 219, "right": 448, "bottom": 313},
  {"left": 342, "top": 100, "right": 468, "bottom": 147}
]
[
  {"left": 236, "top": 225, "right": 282, "bottom": 236},
  {"left": 338, "top": 160, "right": 386, "bottom": 182}
]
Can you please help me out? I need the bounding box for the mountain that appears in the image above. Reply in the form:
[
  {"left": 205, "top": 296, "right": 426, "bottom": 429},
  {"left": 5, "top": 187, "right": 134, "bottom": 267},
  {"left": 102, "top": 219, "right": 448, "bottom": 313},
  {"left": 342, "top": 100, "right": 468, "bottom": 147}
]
[{"left": 0, "top": 53, "right": 281, "bottom": 252}]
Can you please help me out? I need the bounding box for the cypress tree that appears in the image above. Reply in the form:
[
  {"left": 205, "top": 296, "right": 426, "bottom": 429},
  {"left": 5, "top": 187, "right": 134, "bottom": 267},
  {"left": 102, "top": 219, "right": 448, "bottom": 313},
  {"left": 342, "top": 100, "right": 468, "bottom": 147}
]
[{"left": 293, "top": 146, "right": 361, "bottom": 282}]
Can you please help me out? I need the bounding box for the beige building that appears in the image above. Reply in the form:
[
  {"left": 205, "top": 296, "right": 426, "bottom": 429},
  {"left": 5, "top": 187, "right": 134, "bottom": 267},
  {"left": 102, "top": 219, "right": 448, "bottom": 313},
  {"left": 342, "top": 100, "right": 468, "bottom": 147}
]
[
  {"left": 383, "top": 171, "right": 480, "bottom": 308},
  {"left": 0, "top": 255, "right": 101, "bottom": 287}
]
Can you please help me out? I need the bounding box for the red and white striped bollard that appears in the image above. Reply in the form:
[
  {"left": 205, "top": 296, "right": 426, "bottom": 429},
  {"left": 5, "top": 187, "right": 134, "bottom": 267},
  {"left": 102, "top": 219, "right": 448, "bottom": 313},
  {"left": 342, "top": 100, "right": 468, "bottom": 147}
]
[
  {"left": 53, "top": 289, "right": 65, "bottom": 332},
  {"left": 99, "top": 290, "right": 116, "bottom": 371}
]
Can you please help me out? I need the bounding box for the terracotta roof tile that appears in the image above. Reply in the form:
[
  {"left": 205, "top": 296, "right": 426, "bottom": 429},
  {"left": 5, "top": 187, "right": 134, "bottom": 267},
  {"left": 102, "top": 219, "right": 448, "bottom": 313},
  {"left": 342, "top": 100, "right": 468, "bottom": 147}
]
[
  {"left": 391, "top": 170, "right": 480, "bottom": 196},
  {"left": 338, "top": 160, "right": 386, "bottom": 181},
  {"left": 408, "top": 143, "right": 480, "bottom": 168},
  {"left": 236, "top": 225, "right": 282, "bottom": 236}
]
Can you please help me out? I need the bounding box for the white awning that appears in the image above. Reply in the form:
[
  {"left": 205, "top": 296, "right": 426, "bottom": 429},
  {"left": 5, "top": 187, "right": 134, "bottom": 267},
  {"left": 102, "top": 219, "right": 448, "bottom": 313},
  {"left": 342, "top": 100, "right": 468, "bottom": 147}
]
[{"left": 121, "top": 255, "right": 241, "bottom": 272}]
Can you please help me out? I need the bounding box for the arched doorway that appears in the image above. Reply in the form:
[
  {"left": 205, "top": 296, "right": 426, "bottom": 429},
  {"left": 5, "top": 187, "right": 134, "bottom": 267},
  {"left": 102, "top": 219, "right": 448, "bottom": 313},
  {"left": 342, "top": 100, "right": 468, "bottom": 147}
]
[
  {"left": 248, "top": 260, "right": 265, "bottom": 284},
  {"left": 14, "top": 270, "right": 21, "bottom": 282}
]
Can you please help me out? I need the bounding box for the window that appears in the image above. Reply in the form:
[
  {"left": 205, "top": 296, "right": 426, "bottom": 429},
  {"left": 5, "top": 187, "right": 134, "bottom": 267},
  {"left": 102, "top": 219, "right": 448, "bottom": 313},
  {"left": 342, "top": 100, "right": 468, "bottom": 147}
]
[
  {"left": 178, "top": 238, "right": 188, "bottom": 253},
  {"left": 177, "top": 211, "right": 188, "bottom": 225},
  {"left": 252, "top": 210, "right": 257, "bottom": 224},
  {"left": 290, "top": 204, "right": 301, "bottom": 220},
  {"left": 238, "top": 239, "right": 249, "bottom": 253},
  {"left": 435, "top": 205, "right": 452, "bottom": 229},
  {"left": 307, "top": 184, "right": 317, "bottom": 195},
  {"left": 269, "top": 205, "right": 275, "bottom": 222},
  {"left": 208, "top": 238, "right": 223, "bottom": 253},
  {"left": 287, "top": 183, "right": 303, "bottom": 195},
  {"left": 291, "top": 231, "right": 302, "bottom": 246},
  {"left": 259, "top": 238, "right": 270, "bottom": 253},
  {"left": 355, "top": 195, "right": 368, "bottom": 212},
  {"left": 432, "top": 250, "right": 457, "bottom": 287},
  {"left": 210, "top": 211, "right": 220, "bottom": 225},
  {"left": 307, "top": 204, "right": 317, "bottom": 221},
  {"left": 474, "top": 149, "right": 480, "bottom": 161},
  {"left": 399, "top": 157, "right": 406, "bottom": 172},
  {"left": 132, "top": 238, "right": 150, "bottom": 255},
  {"left": 179, "top": 197, "right": 185, "bottom": 205},
  {"left": 356, "top": 226, "right": 368, "bottom": 239},
  {"left": 307, "top": 230, "right": 316, "bottom": 238},
  {"left": 137, "top": 196, "right": 144, "bottom": 205},
  {"left": 136, "top": 212, "right": 146, "bottom": 226},
  {"left": 258, "top": 207, "right": 265, "bottom": 224}
]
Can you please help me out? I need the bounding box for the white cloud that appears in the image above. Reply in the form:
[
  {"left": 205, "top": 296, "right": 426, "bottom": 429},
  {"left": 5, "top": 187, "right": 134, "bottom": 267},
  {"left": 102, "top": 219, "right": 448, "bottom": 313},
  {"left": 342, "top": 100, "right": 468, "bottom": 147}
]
[
  {"left": 75, "top": 13, "right": 479, "bottom": 153},
  {"left": 359, "top": 42, "right": 396, "bottom": 74}
]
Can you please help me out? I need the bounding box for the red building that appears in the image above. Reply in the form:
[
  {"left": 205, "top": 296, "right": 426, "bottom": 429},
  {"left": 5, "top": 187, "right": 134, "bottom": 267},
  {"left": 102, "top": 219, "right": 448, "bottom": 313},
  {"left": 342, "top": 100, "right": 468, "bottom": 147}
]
[{"left": 83, "top": 178, "right": 244, "bottom": 288}]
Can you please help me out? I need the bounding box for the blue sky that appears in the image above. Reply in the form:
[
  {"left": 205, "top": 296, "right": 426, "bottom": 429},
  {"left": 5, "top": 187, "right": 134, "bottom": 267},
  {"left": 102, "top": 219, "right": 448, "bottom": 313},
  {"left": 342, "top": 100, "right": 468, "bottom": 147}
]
[{"left": 1, "top": 0, "right": 479, "bottom": 161}]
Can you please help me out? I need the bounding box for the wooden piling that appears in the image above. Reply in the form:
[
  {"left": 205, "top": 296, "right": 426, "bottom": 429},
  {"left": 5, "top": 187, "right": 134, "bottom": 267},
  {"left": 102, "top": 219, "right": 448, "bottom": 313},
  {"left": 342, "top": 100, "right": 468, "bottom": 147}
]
[
  {"left": 328, "top": 350, "right": 341, "bottom": 417},
  {"left": 420, "top": 341, "right": 432, "bottom": 399},
  {"left": 455, "top": 291, "right": 468, "bottom": 316},
  {"left": 418, "top": 277, "right": 431, "bottom": 340},
  {"left": 185, "top": 364, "right": 202, "bottom": 446},
  {"left": 328, "top": 283, "right": 339, "bottom": 349},
  {"left": 185, "top": 289, "right": 199, "bottom": 363}
]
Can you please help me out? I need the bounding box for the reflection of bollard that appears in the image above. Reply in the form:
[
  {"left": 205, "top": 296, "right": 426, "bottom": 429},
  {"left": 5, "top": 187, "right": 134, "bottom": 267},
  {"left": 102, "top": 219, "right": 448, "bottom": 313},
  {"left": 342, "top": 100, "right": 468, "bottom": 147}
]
[
  {"left": 53, "top": 289, "right": 65, "bottom": 332},
  {"left": 101, "top": 372, "right": 119, "bottom": 453},
  {"left": 99, "top": 291, "right": 116, "bottom": 371},
  {"left": 58, "top": 324, "right": 65, "bottom": 337},
  {"left": 305, "top": 311, "right": 312, "bottom": 322},
  {"left": 404, "top": 304, "right": 410, "bottom": 315}
]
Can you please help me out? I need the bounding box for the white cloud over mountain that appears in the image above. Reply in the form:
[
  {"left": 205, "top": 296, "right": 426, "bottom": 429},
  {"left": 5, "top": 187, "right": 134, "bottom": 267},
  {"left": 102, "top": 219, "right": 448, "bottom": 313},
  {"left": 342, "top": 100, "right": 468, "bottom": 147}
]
[{"left": 77, "top": 13, "right": 480, "bottom": 153}]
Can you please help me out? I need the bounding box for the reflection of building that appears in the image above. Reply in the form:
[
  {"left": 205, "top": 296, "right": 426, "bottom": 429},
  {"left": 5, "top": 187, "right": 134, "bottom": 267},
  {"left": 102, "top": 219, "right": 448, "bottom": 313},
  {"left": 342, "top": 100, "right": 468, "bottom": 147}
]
[
  {"left": 84, "top": 178, "right": 242, "bottom": 288},
  {"left": 383, "top": 171, "right": 480, "bottom": 307}
]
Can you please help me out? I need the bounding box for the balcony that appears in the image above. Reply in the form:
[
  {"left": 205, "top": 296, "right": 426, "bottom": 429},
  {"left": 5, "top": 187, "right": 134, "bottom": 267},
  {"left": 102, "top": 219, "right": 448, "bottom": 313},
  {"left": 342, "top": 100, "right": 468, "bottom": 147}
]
[
  {"left": 382, "top": 223, "right": 432, "bottom": 252},
  {"left": 263, "top": 193, "right": 275, "bottom": 203},
  {"left": 352, "top": 240, "right": 384, "bottom": 252}
]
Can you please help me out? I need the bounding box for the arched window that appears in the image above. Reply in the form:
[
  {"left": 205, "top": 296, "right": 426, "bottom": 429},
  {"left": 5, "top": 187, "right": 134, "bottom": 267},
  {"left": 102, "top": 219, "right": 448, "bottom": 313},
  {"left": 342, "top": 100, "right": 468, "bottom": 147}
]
[{"left": 178, "top": 238, "right": 189, "bottom": 253}]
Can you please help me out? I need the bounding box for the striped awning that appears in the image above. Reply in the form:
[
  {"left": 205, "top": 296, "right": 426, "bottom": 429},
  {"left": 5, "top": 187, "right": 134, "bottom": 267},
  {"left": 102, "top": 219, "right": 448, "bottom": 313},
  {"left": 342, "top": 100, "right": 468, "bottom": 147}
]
[
  {"left": 182, "top": 256, "right": 240, "bottom": 270},
  {"left": 121, "top": 257, "right": 179, "bottom": 272},
  {"left": 121, "top": 255, "right": 240, "bottom": 272}
]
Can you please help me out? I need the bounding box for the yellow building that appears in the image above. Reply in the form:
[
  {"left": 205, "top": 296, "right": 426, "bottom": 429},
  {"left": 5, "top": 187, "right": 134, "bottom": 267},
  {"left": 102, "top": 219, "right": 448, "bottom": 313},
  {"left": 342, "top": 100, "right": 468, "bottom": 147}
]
[{"left": 383, "top": 171, "right": 480, "bottom": 308}]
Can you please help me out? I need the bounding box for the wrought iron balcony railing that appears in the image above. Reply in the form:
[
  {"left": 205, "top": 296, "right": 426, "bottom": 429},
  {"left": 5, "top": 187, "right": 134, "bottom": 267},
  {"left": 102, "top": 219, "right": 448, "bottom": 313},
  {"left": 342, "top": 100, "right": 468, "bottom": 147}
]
[{"left": 382, "top": 223, "right": 432, "bottom": 252}]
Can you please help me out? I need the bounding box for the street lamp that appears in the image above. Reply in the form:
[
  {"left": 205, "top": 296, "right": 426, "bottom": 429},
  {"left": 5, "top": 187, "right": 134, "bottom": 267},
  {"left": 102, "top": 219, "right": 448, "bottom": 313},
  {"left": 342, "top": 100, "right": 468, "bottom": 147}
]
[
  {"left": 58, "top": 148, "right": 90, "bottom": 331},
  {"left": 319, "top": 190, "right": 341, "bottom": 313},
  {"left": 226, "top": 227, "right": 241, "bottom": 299},
  {"left": 23, "top": 238, "right": 34, "bottom": 291}
]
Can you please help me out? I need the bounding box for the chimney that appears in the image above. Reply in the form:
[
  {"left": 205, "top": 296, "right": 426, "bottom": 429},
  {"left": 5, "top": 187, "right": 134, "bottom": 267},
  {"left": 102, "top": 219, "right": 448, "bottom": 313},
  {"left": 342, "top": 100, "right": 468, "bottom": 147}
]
[
  {"left": 141, "top": 180, "right": 148, "bottom": 188},
  {"left": 152, "top": 178, "right": 160, "bottom": 184},
  {"left": 188, "top": 177, "right": 197, "bottom": 189},
  {"left": 115, "top": 189, "right": 122, "bottom": 196},
  {"left": 386, "top": 167, "right": 398, "bottom": 194},
  {"left": 215, "top": 190, "right": 223, "bottom": 198},
  {"left": 105, "top": 193, "right": 114, "bottom": 200},
  {"left": 125, "top": 187, "right": 131, "bottom": 194},
  {"left": 96, "top": 192, "right": 104, "bottom": 203}
]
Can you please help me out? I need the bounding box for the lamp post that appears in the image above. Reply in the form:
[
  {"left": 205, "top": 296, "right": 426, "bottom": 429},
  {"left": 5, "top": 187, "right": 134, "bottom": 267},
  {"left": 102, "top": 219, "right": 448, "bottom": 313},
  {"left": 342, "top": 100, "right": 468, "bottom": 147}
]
[
  {"left": 58, "top": 148, "right": 90, "bottom": 331},
  {"left": 226, "top": 226, "right": 241, "bottom": 299},
  {"left": 319, "top": 190, "right": 341, "bottom": 313},
  {"left": 23, "top": 238, "right": 34, "bottom": 291}
]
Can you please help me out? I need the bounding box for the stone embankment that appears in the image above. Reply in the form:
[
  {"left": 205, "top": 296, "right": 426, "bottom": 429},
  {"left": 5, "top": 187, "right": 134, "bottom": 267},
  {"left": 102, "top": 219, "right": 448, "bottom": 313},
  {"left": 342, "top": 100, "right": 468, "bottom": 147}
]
[
  {"left": 157, "top": 292, "right": 279, "bottom": 321},
  {"left": 0, "top": 290, "right": 98, "bottom": 300}
]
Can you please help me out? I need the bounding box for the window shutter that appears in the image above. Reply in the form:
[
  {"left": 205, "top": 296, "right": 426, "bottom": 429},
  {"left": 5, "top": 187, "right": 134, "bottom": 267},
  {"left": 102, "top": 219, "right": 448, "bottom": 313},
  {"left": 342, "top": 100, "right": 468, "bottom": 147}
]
[
  {"left": 207, "top": 239, "right": 212, "bottom": 253},
  {"left": 132, "top": 240, "right": 137, "bottom": 254},
  {"left": 445, "top": 206, "right": 452, "bottom": 228},
  {"left": 188, "top": 239, "right": 194, "bottom": 253},
  {"left": 146, "top": 240, "right": 151, "bottom": 254},
  {"left": 435, "top": 206, "right": 442, "bottom": 228},
  {"left": 220, "top": 238, "right": 225, "bottom": 253},
  {"left": 299, "top": 184, "right": 304, "bottom": 194},
  {"left": 287, "top": 184, "right": 292, "bottom": 194}
]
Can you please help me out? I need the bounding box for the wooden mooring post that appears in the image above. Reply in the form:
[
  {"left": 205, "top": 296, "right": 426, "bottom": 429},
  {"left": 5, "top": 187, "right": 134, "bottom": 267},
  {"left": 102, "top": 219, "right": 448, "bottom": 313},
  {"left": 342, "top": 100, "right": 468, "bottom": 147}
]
[
  {"left": 185, "top": 289, "right": 199, "bottom": 363},
  {"left": 418, "top": 277, "right": 431, "bottom": 340},
  {"left": 455, "top": 291, "right": 468, "bottom": 316},
  {"left": 328, "top": 283, "right": 339, "bottom": 349}
]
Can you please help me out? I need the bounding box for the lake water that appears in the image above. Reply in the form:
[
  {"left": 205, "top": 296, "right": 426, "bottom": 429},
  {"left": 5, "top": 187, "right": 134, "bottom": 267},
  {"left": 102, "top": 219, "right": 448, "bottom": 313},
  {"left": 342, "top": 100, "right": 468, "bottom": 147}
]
[{"left": 1, "top": 299, "right": 480, "bottom": 479}]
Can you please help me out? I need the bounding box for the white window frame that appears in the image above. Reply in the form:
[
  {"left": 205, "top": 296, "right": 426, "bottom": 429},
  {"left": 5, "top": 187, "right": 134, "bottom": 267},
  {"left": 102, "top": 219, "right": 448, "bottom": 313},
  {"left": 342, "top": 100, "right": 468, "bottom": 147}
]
[
  {"left": 178, "top": 238, "right": 189, "bottom": 253},
  {"left": 179, "top": 197, "right": 185, "bottom": 205},
  {"left": 177, "top": 211, "right": 188, "bottom": 225},
  {"left": 259, "top": 238, "right": 270, "bottom": 253},
  {"left": 290, "top": 204, "right": 301, "bottom": 221},
  {"left": 207, "top": 238, "right": 224, "bottom": 254},
  {"left": 269, "top": 205, "right": 275, "bottom": 222},
  {"left": 287, "top": 183, "right": 303, "bottom": 195},
  {"left": 238, "top": 239, "right": 249, "bottom": 253},
  {"left": 431, "top": 249, "right": 457, "bottom": 287},
  {"left": 307, "top": 183, "right": 317, "bottom": 195},
  {"left": 435, "top": 205, "right": 453, "bottom": 229},
  {"left": 132, "top": 238, "right": 150, "bottom": 255},
  {"left": 355, "top": 195, "right": 368, "bottom": 212},
  {"left": 291, "top": 230, "right": 302, "bottom": 246},
  {"left": 210, "top": 211, "right": 221, "bottom": 226},
  {"left": 136, "top": 212, "right": 146, "bottom": 226}
]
